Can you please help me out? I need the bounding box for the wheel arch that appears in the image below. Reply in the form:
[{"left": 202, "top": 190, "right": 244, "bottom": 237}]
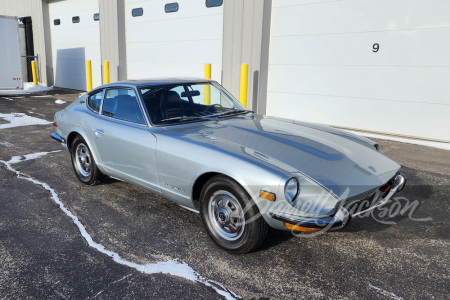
[{"left": 191, "top": 171, "right": 257, "bottom": 210}]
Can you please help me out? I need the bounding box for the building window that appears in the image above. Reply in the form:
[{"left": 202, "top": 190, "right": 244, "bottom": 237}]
[
  {"left": 165, "top": 3, "right": 179, "bottom": 13},
  {"left": 132, "top": 8, "right": 143, "bottom": 17},
  {"left": 93, "top": 13, "right": 100, "bottom": 21},
  {"left": 72, "top": 16, "right": 80, "bottom": 23},
  {"left": 54, "top": 19, "right": 61, "bottom": 26},
  {"left": 206, "top": 0, "right": 223, "bottom": 7}
]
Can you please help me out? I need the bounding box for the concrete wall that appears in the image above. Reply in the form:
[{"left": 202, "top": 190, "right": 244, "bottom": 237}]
[
  {"left": 98, "top": 0, "right": 127, "bottom": 82},
  {"left": 0, "top": 0, "right": 49, "bottom": 85},
  {"left": 221, "top": 0, "right": 271, "bottom": 113}
]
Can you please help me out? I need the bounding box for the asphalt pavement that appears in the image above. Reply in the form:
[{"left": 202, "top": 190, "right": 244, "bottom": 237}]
[{"left": 0, "top": 90, "right": 449, "bottom": 299}]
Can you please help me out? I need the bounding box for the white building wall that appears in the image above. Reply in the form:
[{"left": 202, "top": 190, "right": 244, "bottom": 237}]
[{"left": 267, "top": 0, "right": 450, "bottom": 142}]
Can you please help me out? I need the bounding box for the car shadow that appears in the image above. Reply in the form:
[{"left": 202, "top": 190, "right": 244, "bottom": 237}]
[{"left": 339, "top": 166, "right": 436, "bottom": 234}]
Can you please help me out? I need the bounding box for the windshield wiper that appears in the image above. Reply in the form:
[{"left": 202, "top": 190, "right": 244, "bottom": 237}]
[
  {"left": 215, "top": 109, "right": 254, "bottom": 121},
  {"left": 159, "top": 115, "right": 212, "bottom": 123}
]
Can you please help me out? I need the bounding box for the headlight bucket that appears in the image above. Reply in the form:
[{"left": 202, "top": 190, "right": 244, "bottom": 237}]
[{"left": 284, "top": 177, "right": 299, "bottom": 203}]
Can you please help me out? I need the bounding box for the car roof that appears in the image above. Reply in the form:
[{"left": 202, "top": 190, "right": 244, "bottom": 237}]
[{"left": 97, "top": 77, "right": 215, "bottom": 90}]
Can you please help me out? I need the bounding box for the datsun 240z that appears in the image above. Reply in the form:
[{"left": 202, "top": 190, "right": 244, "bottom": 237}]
[{"left": 51, "top": 78, "right": 406, "bottom": 253}]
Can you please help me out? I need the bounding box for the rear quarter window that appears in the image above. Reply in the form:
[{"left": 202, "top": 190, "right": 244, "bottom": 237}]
[{"left": 88, "top": 91, "right": 103, "bottom": 112}]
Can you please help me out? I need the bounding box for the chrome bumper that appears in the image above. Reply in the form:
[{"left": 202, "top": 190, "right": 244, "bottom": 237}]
[
  {"left": 352, "top": 174, "right": 406, "bottom": 217},
  {"left": 50, "top": 133, "right": 66, "bottom": 144},
  {"left": 269, "top": 174, "right": 406, "bottom": 230},
  {"left": 269, "top": 207, "right": 350, "bottom": 231}
]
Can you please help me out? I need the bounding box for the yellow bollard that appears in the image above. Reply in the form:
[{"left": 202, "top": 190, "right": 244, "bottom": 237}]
[
  {"left": 31, "top": 61, "right": 38, "bottom": 86},
  {"left": 204, "top": 64, "right": 211, "bottom": 105},
  {"left": 240, "top": 63, "right": 249, "bottom": 108},
  {"left": 86, "top": 60, "right": 93, "bottom": 91},
  {"left": 104, "top": 60, "right": 110, "bottom": 84}
]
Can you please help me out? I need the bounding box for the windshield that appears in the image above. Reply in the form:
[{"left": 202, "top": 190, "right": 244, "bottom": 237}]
[{"left": 139, "top": 82, "right": 247, "bottom": 125}]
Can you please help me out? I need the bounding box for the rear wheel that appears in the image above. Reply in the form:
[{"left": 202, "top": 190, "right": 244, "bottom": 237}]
[
  {"left": 200, "top": 175, "right": 268, "bottom": 254},
  {"left": 71, "top": 136, "right": 103, "bottom": 185}
]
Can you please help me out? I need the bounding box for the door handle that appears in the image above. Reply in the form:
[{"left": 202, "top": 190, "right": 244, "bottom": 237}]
[{"left": 95, "top": 129, "right": 104, "bottom": 138}]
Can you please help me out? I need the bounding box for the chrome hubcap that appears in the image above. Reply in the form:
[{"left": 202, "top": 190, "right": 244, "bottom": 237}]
[
  {"left": 208, "top": 190, "right": 245, "bottom": 241},
  {"left": 75, "top": 144, "right": 91, "bottom": 177}
]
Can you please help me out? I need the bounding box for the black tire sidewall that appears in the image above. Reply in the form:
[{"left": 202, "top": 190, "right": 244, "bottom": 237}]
[
  {"left": 71, "top": 136, "right": 98, "bottom": 185},
  {"left": 200, "top": 176, "right": 265, "bottom": 253}
]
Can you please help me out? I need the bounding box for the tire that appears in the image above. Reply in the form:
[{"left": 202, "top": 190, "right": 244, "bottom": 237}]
[
  {"left": 200, "top": 175, "right": 268, "bottom": 254},
  {"left": 70, "top": 135, "right": 103, "bottom": 185}
]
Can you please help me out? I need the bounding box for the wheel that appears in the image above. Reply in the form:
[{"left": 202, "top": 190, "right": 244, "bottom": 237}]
[
  {"left": 200, "top": 175, "right": 268, "bottom": 254},
  {"left": 71, "top": 135, "right": 103, "bottom": 185}
]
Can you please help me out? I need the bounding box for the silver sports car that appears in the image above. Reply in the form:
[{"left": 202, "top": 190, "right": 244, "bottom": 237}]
[{"left": 51, "top": 78, "right": 406, "bottom": 253}]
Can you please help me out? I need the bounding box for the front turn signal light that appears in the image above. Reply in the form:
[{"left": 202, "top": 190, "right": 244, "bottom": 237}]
[
  {"left": 284, "top": 223, "right": 321, "bottom": 232},
  {"left": 260, "top": 190, "right": 276, "bottom": 201}
]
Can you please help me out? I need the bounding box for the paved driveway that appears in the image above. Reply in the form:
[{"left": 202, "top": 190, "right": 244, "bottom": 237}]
[{"left": 0, "top": 91, "right": 449, "bottom": 299}]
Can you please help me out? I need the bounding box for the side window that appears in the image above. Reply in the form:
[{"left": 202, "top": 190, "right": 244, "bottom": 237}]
[
  {"left": 101, "top": 89, "right": 146, "bottom": 125},
  {"left": 88, "top": 91, "right": 103, "bottom": 112}
]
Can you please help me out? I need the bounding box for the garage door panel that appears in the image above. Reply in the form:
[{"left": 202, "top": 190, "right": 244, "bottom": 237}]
[
  {"left": 267, "top": 92, "right": 450, "bottom": 142},
  {"left": 49, "top": 0, "right": 101, "bottom": 90},
  {"left": 268, "top": 0, "right": 450, "bottom": 141},
  {"left": 127, "top": 0, "right": 223, "bottom": 20},
  {"left": 268, "top": 65, "right": 450, "bottom": 105},
  {"left": 125, "top": 0, "right": 223, "bottom": 82},
  {"left": 269, "top": 28, "right": 450, "bottom": 67},
  {"left": 51, "top": 28, "right": 102, "bottom": 45},
  {"left": 126, "top": 16, "right": 223, "bottom": 43},
  {"left": 126, "top": 40, "right": 223, "bottom": 64},
  {"left": 127, "top": 62, "right": 221, "bottom": 82},
  {"left": 271, "top": 0, "right": 450, "bottom": 37}
]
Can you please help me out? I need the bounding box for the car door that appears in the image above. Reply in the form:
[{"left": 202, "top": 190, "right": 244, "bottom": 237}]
[{"left": 93, "top": 87, "right": 160, "bottom": 193}]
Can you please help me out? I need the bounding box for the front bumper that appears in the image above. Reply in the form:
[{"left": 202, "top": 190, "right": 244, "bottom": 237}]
[{"left": 269, "top": 174, "right": 406, "bottom": 231}]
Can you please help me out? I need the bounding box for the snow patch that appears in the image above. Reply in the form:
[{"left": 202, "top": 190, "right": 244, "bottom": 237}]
[
  {"left": 345, "top": 130, "right": 450, "bottom": 151},
  {"left": 55, "top": 99, "right": 67, "bottom": 104},
  {"left": 0, "top": 113, "right": 51, "bottom": 130},
  {"left": 0, "top": 83, "right": 53, "bottom": 96},
  {"left": 0, "top": 152, "right": 239, "bottom": 300},
  {"left": 8, "top": 150, "right": 61, "bottom": 164}
]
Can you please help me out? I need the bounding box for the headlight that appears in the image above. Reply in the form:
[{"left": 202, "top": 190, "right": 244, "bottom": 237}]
[
  {"left": 285, "top": 177, "right": 299, "bottom": 203},
  {"left": 282, "top": 175, "right": 340, "bottom": 217}
]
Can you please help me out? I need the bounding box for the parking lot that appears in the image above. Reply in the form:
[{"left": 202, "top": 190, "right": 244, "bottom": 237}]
[{"left": 0, "top": 91, "right": 449, "bottom": 299}]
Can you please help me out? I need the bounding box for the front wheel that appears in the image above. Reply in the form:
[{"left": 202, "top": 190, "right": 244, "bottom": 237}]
[
  {"left": 71, "top": 135, "right": 103, "bottom": 185},
  {"left": 200, "top": 175, "right": 268, "bottom": 254}
]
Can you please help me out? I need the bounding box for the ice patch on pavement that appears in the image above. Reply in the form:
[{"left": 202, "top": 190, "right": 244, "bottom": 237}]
[
  {"left": 345, "top": 130, "right": 450, "bottom": 151},
  {"left": 55, "top": 99, "right": 67, "bottom": 104},
  {"left": 0, "top": 83, "right": 53, "bottom": 96},
  {"left": 0, "top": 113, "right": 51, "bottom": 130},
  {"left": 0, "top": 152, "right": 239, "bottom": 300},
  {"left": 369, "top": 284, "right": 403, "bottom": 300},
  {"left": 8, "top": 150, "right": 62, "bottom": 164}
]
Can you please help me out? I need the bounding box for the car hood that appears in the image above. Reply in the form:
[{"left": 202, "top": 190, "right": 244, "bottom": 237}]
[{"left": 192, "top": 115, "right": 400, "bottom": 199}]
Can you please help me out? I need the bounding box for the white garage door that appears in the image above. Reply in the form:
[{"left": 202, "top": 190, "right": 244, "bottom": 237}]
[
  {"left": 125, "top": 0, "right": 223, "bottom": 82},
  {"left": 266, "top": 0, "right": 450, "bottom": 142},
  {"left": 49, "top": 0, "right": 102, "bottom": 91}
]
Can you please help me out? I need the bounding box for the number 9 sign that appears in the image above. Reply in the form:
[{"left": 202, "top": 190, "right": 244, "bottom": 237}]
[{"left": 373, "top": 43, "right": 379, "bottom": 53}]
